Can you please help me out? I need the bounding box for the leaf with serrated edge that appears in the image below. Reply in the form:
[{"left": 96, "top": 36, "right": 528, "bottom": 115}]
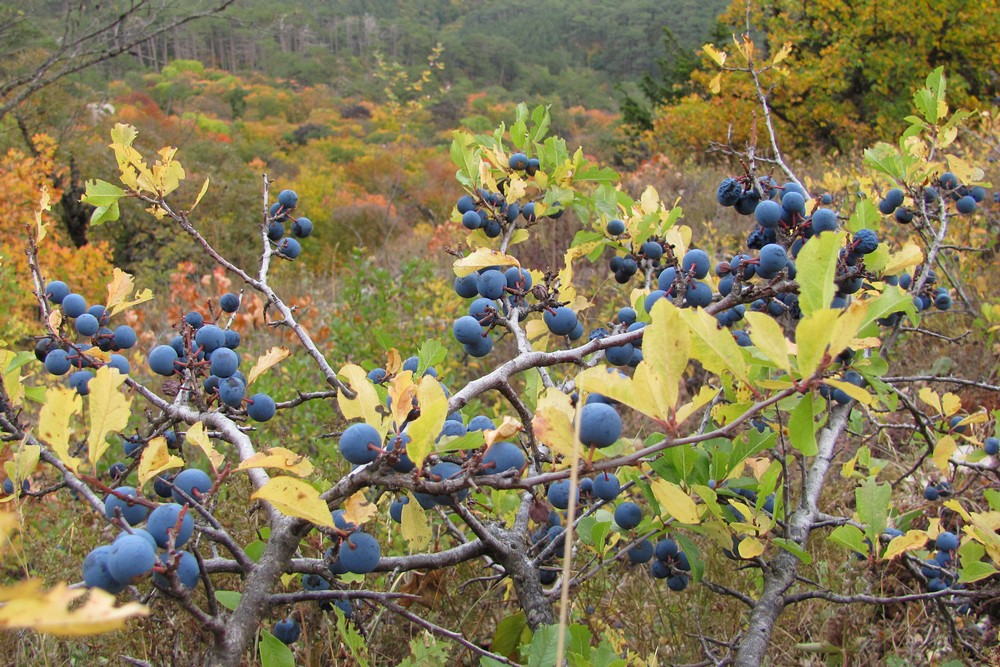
[
  {"left": 452, "top": 248, "right": 519, "bottom": 277},
  {"left": 650, "top": 479, "right": 701, "bottom": 524},
  {"left": 744, "top": 311, "right": 791, "bottom": 373},
  {"left": 86, "top": 366, "right": 131, "bottom": 471},
  {"left": 185, "top": 422, "right": 224, "bottom": 472},
  {"left": 251, "top": 477, "right": 334, "bottom": 527},
  {"left": 337, "top": 364, "right": 386, "bottom": 435},
  {"left": 0, "top": 581, "right": 148, "bottom": 636},
  {"left": 137, "top": 437, "right": 183, "bottom": 487},
  {"left": 919, "top": 387, "right": 942, "bottom": 414},
  {"left": 38, "top": 387, "right": 82, "bottom": 473},
  {"left": 402, "top": 492, "right": 431, "bottom": 550},
  {"left": 247, "top": 347, "right": 290, "bottom": 387},
  {"left": 405, "top": 375, "right": 448, "bottom": 468},
  {"left": 234, "top": 447, "right": 313, "bottom": 477},
  {"left": 484, "top": 416, "right": 522, "bottom": 447},
  {"left": 342, "top": 490, "right": 378, "bottom": 526},
  {"left": 532, "top": 387, "right": 577, "bottom": 458}
]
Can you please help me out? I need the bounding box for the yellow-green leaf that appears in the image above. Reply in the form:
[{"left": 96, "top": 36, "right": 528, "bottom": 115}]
[
  {"left": 137, "top": 437, "right": 183, "bottom": 488},
  {"left": 233, "top": 447, "right": 313, "bottom": 477},
  {"left": 38, "top": 387, "right": 82, "bottom": 473},
  {"left": 34, "top": 186, "right": 51, "bottom": 243},
  {"left": 771, "top": 42, "right": 793, "bottom": 65},
  {"left": 795, "top": 309, "right": 840, "bottom": 378},
  {"left": 796, "top": 231, "right": 844, "bottom": 316},
  {"left": 191, "top": 177, "right": 210, "bottom": 211},
  {"left": 826, "top": 301, "right": 869, "bottom": 366},
  {"left": 941, "top": 393, "right": 962, "bottom": 417},
  {"left": 3, "top": 444, "right": 39, "bottom": 496},
  {"left": 185, "top": 422, "right": 224, "bottom": 472},
  {"left": 933, "top": 435, "right": 957, "bottom": 472},
  {"left": 250, "top": 477, "right": 334, "bottom": 527},
  {"left": 337, "top": 364, "right": 386, "bottom": 435},
  {"left": 650, "top": 479, "right": 701, "bottom": 524},
  {"left": 674, "top": 385, "right": 719, "bottom": 425},
  {"left": 744, "top": 311, "right": 791, "bottom": 373},
  {"left": 678, "top": 306, "right": 751, "bottom": 387},
  {"left": 883, "top": 242, "right": 924, "bottom": 276},
  {"left": 247, "top": 347, "right": 290, "bottom": 387},
  {"left": 86, "top": 366, "right": 132, "bottom": 471},
  {"left": 405, "top": 375, "right": 448, "bottom": 468},
  {"left": 703, "top": 43, "right": 727, "bottom": 66},
  {"left": 824, "top": 379, "right": 873, "bottom": 405},
  {"left": 642, "top": 299, "right": 689, "bottom": 417},
  {"left": 453, "top": 248, "right": 519, "bottom": 277},
  {"left": 401, "top": 492, "right": 431, "bottom": 550}
]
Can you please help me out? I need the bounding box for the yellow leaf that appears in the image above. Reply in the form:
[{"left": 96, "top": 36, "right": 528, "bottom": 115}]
[
  {"left": 185, "top": 422, "right": 224, "bottom": 472},
  {"left": 505, "top": 174, "right": 526, "bottom": 203},
  {"left": 86, "top": 366, "right": 132, "bottom": 471},
  {"left": 795, "top": 309, "right": 840, "bottom": 377},
  {"left": 385, "top": 349, "right": 402, "bottom": 375},
  {"left": 34, "top": 186, "right": 51, "bottom": 243},
  {"left": 137, "top": 437, "right": 183, "bottom": 487},
  {"left": 47, "top": 310, "right": 62, "bottom": 332},
  {"left": 405, "top": 375, "right": 448, "bottom": 468},
  {"left": 824, "top": 379, "right": 872, "bottom": 405},
  {"left": 337, "top": 364, "right": 387, "bottom": 435},
  {"left": 401, "top": 493, "right": 431, "bottom": 550},
  {"left": 674, "top": 385, "right": 719, "bottom": 425},
  {"left": 919, "top": 388, "right": 942, "bottom": 414},
  {"left": 387, "top": 372, "right": 417, "bottom": 430},
  {"left": 771, "top": 42, "right": 793, "bottom": 65},
  {"left": 678, "top": 307, "right": 752, "bottom": 387},
  {"left": 944, "top": 499, "right": 971, "bottom": 522},
  {"left": 453, "top": 248, "right": 520, "bottom": 277},
  {"left": 341, "top": 490, "right": 378, "bottom": 526},
  {"left": 639, "top": 185, "right": 660, "bottom": 215},
  {"left": 883, "top": 530, "right": 929, "bottom": 560},
  {"left": 703, "top": 43, "right": 727, "bottom": 66},
  {"left": 0, "top": 351, "right": 24, "bottom": 410},
  {"left": 0, "top": 582, "right": 148, "bottom": 636},
  {"left": 745, "top": 311, "right": 792, "bottom": 373},
  {"left": 709, "top": 72, "right": 723, "bottom": 95},
  {"left": 484, "top": 416, "right": 522, "bottom": 447},
  {"left": 941, "top": 393, "right": 962, "bottom": 417},
  {"left": 38, "top": 387, "right": 82, "bottom": 473},
  {"left": 247, "top": 346, "right": 290, "bottom": 387},
  {"left": 191, "top": 176, "right": 210, "bottom": 211},
  {"left": 105, "top": 268, "right": 153, "bottom": 318},
  {"left": 234, "top": 447, "right": 314, "bottom": 477},
  {"left": 933, "top": 435, "right": 957, "bottom": 472},
  {"left": 3, "top": 444, "right": 39, "bottom": 494},
  {"left": 642, "top": 299, "right": 689, "bottom": 418},
  {"left": 945, "top": 155, "right": 985, "bottom": 185},
  {"left": 883, "top": 242, "right": 924, "bottom": 275},
  {"left": 151, "top": 146, "right": 185, "bottom": 196},
  {"left": 738, "top": 536, "right": 765, "bottom": 559},
  {"left": 250, "top": 477, "right": 334, "bottom": 527},
  {"left": 532, "top": 387, "right": 577, "bottom": 459},
  {"left": 650, "top": 479, "right": 701, "bottom": 524}
]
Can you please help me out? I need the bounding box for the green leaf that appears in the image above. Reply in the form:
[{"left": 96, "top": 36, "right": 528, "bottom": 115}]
[
  {"left": 847, "top": 198, "right": 880, "bottom": 233},
  {"left": 416, "top": 339, "right": 447, "bottom": 376},
  {"left": 81, "top": 179, "right": 125, "bottom": 226},
  {"left": 450, "top": 131, "right": 480, "bottom": 189},
  {"left": 491, "top": 612, "right": 527, "bottom": 659},
  {"left": 796, "top": 231, "right": 843, "bottom": 317},
  {"left": 678, "top": 306, "right": 751, "bottom": 387},
  {"left": 246, "top": 539, "right": 266, "bottom": 562},
  {"left": 214, "top": 591, "right": 241, "bottom": 611},
  {"left": 772, "top": 537, "right": 812, "bottom": 563},
  {"left": 673, "top": 533, "right": 705, "bottom": 583},
  {"left": 527, "top": 625, "right": 560, "bottom": 667},
  {"left": 259, "top": 630, "right": 295, "bottom": 667},
  {"left": 788, "top": 393, "right": 818, "bottom": 456},
  {"left": 744, "top": 311, "right": 791, "bottom": 373},
  {"left": 856, "top": 477, "right": 890, "bottom": 542},
  {"left": 829, "top": 525, "right": 868, "bottom": 555}
]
